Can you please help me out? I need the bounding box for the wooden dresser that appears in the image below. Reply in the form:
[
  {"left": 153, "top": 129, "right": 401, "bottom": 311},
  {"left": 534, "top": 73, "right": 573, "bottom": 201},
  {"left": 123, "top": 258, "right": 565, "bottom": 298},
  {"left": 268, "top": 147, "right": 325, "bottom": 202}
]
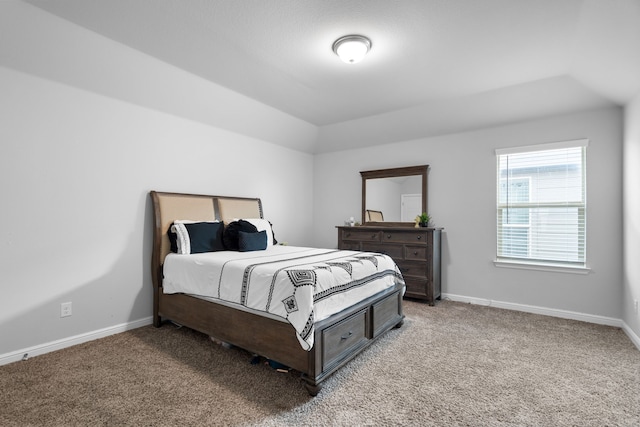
[{"left": 337, "top": 226, "right": 442, "bottom": 305}]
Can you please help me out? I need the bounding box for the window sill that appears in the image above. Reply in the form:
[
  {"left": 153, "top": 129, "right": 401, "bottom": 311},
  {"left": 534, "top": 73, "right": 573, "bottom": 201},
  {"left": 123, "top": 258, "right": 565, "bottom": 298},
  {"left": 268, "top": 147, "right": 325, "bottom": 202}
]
[{"left": 493, "top": 260, "right": 591, "bottom": 275}]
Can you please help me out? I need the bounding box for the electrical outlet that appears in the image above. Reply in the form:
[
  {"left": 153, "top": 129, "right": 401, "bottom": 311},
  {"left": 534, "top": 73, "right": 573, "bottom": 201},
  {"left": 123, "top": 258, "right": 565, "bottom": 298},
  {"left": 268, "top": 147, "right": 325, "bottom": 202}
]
[{"left": 60, "top": 302, "right": 72, "bottom": 318}]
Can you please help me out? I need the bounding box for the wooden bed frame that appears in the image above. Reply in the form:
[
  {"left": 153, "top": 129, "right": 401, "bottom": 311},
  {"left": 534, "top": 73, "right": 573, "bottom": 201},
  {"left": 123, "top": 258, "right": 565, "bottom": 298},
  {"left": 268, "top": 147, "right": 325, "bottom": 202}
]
[{"left": 150, "top": 191, "right": 404, "bottom": 395}]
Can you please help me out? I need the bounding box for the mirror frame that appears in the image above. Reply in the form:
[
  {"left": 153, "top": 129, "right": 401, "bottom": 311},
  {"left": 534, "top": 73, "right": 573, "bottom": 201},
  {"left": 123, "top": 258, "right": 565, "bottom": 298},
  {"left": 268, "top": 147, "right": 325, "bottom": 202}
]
[{"left": 360, "top": 165, "right": 429, "bottom": 227}]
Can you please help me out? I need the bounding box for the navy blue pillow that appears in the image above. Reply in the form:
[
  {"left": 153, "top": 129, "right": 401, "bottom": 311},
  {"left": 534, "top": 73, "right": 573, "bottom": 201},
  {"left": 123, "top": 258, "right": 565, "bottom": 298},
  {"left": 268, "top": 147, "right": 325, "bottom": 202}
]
[
  {"left": 223, "top": 220, "right": 258, "bottom": 250},
  {"left": 172, "top": 222, "right": 225, "bottom": 254},
  {"left": 238, "top": 230, "right": 268, "bottom": 252}
]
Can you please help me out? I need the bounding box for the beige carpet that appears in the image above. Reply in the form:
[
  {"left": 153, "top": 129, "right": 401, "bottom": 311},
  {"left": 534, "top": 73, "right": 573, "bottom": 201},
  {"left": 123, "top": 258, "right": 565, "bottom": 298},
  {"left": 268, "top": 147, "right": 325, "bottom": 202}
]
[{"left": 1, "top": 300, "right": 639, "bottom": 426}]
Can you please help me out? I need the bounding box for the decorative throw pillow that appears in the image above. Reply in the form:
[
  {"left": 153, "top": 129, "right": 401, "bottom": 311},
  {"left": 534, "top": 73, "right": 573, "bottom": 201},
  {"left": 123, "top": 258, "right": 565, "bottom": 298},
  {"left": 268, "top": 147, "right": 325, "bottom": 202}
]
[
  {"left": 238, "top": 230, "right": 268, "bottom": 252},
  {"left": 222, "top": 220, "right": 258, "bottom": 251},
  {"left": 169, "top": 220, "right": 212, "bottom": 252},
  {"left": 238, "top": 218, "right": 277, "bottom": 246},
  {"left": 170, "top": 221, "right": 225, "bottom": 254}
]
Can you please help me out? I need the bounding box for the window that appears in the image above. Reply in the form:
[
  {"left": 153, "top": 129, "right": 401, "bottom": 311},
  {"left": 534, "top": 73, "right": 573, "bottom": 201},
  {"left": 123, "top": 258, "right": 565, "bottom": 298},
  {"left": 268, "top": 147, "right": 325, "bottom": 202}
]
[{"left": 496, "top": 139, "right": 587, "bottom": 269}]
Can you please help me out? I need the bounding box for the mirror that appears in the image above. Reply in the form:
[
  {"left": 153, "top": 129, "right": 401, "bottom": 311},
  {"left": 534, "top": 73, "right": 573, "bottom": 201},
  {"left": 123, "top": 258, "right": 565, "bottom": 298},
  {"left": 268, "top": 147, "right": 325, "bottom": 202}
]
[{"left": 361, "top": 165, "right": 428, "bottom": 226}]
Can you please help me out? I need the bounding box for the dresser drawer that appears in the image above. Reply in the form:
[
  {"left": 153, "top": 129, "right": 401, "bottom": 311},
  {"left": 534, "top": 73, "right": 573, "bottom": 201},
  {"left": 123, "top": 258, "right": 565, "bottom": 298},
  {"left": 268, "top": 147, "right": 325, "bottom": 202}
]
[
  {"left": 322, "top": 309, "right": 369, "bottom": 371},
  {"left": 404, "top": 277, "right": 429, "bottom": 298},
  {"left": 381, "top": 230, "right": 430, "bottom": 244},
  {"left": 396, "top": 260, "right": 429, "bottom": 278},
  {"left": 339, "top": 241, "right": 362, "bottom": 251},
  {"left": 340, "top": 229, "right": 381, "bottom": 242},
  {"left": 362, "top": 242, "right": 403, "bottom": 258},
  {"left": 405, "top": 245, "right": 429, "bottom": 261}
]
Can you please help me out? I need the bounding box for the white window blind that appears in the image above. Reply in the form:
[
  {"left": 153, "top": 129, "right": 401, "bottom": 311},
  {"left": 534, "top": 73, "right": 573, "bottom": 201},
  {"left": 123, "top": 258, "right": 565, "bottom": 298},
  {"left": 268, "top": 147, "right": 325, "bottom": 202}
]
[{"left": 496, "top": 139, "right": 587, "bottom": 267}]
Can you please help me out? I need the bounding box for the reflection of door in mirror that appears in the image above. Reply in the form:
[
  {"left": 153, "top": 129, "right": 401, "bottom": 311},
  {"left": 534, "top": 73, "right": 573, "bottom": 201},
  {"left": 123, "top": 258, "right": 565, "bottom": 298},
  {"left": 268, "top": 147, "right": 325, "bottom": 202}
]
[
  {"left": 401, "top": 194, "right": 421, "bottom": 222},
  {"left": 366, "top": 176, "right": 422, "bottom": 222}
]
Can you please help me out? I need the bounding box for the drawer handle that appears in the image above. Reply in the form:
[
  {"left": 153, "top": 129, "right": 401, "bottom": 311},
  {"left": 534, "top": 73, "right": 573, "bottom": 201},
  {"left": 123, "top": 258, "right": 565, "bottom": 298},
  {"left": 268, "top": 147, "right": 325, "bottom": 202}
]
[
  {"left": 386, "top": 234, "right": 391, "bottom": 239},
  {"left": 341, "top": 331, "right": 353, "bottom": 340},
  {"left": 416, "top": 235, "right": 422, "bottom": 240},
  {"left": 413, "top": 251, "right": 419, "bottom": 255}
]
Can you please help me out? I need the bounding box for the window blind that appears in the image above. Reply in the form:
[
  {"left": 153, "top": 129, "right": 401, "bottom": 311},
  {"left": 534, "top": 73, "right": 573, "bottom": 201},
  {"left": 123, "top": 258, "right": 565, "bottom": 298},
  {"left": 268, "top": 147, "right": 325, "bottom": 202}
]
[{"left": 496, "top": 139, "right": 587, "bottom": 267}]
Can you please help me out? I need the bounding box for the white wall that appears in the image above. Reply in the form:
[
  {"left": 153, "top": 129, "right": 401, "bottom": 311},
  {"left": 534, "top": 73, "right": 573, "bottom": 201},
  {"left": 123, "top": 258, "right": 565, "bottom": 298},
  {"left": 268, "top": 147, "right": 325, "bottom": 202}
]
[
  {"left": 313, "top": 107, "right": 623, "bottom": 320},
  {"left": 623, "top": 94, "right": 640, "bottom": 338},
  {"left": 0, "top": 4, "right": 315, "bottom": 358}
]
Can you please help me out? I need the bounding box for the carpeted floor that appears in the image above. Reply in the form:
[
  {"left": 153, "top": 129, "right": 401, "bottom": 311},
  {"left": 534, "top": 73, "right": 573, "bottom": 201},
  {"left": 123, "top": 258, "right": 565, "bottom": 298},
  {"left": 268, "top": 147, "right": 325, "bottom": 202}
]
[{"left": 1, "top": 300, "right": 639, "bottom": 426}]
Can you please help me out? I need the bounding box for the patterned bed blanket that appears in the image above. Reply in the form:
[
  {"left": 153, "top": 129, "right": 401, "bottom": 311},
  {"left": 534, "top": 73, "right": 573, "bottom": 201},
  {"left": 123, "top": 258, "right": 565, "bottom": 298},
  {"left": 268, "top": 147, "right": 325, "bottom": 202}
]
[{"left": 162, "top": 246, "right": 404, "bottom": 350}]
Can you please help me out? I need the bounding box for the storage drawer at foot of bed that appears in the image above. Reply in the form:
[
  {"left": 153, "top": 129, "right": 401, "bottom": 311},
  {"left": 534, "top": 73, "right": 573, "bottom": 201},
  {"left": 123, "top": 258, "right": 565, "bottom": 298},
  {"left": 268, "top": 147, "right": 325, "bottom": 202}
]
[
  {"left": 372, "top": 291, "right": 402, "bottom": 337},
  {"left": 322, "top": 309, "right": 369, "bottom": 371}
]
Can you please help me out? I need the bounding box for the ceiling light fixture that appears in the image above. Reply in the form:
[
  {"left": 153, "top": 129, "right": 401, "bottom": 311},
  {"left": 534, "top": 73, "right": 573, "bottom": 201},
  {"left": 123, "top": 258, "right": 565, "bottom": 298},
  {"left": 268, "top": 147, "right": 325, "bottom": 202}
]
[{"left": 332, "top": 35, "right": 371, "bottom": 64}]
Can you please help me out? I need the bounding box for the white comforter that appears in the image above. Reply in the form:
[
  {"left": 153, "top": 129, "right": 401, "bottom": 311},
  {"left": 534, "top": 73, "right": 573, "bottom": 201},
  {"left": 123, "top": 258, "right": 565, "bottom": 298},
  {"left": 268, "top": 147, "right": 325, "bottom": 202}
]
[{"left": 163, "top": 246, "right": 404, "bottom": 350}]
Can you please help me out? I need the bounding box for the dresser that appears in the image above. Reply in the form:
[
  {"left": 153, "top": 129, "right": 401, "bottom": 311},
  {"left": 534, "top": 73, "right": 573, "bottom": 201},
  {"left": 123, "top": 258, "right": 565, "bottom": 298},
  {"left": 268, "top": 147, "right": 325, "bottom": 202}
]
[{"left": 337, "top": 226, "right": 442, "bottom": 305}]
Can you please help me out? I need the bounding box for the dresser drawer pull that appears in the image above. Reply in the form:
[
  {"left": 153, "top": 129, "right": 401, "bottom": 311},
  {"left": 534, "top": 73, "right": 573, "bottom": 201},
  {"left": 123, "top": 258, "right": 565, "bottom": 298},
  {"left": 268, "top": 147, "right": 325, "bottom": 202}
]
[
  {"left": 341, "top": 331, "right": 353, "bottom": 340},
  {"left": 416, "top": 235, "right": 422, "bottom": 240},
  {"left": 413, "top": 251, "right": 419, "bottom": 256},
  {"left": 386, "top": 234, "right": 392, "bottom": 239}
]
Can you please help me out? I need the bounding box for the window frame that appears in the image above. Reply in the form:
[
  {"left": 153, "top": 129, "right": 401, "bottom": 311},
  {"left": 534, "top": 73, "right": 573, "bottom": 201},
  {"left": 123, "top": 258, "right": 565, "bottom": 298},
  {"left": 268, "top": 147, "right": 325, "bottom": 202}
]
[{"left": 494, "top": 139, "right": 590, "bottom": 274}]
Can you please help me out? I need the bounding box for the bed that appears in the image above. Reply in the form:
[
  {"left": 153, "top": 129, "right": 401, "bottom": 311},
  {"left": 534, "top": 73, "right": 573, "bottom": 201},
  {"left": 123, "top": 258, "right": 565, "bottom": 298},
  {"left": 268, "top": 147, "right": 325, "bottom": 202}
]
[{"left": 150, "top": 191, "right": 405, "bottom": 395}]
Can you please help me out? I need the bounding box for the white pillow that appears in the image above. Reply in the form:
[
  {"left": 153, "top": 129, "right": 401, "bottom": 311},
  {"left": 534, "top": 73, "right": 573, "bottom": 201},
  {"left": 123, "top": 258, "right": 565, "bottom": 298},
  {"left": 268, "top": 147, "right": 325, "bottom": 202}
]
[{"left": 237, "top": 218, "right": 274, "bottom": 246}]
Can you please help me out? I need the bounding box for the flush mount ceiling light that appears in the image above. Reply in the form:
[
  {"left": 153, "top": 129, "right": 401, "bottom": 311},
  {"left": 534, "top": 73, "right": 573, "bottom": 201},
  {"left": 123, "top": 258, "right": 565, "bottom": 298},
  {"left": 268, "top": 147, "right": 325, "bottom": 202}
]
[{"left": 332, "top": 35, "right": 371, "bottom": 64}]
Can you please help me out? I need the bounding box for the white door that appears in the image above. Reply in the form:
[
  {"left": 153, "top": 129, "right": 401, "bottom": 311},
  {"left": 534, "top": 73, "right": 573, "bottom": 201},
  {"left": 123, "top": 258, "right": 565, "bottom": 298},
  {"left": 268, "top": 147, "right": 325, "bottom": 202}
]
[{"left": 401, "top": 194, "right": 421, "bottom": 222}]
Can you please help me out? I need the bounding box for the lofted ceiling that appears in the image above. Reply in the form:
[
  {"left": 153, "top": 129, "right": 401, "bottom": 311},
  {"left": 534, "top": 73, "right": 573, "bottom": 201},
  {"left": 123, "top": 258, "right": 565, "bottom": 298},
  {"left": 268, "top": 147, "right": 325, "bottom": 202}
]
[{"left": 23, "top": 0, "right": 640, "bottom": 153}]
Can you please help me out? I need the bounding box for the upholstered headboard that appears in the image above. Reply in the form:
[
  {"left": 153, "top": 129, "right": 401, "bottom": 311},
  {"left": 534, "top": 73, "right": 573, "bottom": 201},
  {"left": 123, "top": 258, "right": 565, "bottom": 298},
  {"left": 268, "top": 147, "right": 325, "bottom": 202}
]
[{"left": 150, "top": 191, "right": 263, "bottom": 292}]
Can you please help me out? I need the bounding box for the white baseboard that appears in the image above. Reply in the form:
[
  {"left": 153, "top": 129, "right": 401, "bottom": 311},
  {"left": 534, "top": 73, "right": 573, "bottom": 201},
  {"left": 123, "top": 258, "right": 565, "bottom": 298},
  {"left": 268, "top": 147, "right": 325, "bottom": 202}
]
[
  {"left": 442, "top": 293, "right": 622, "bottom": 326},
  {"left": 621, "top": 322, "right": 640, "bottom": 351},
  {"left": 0, "top": 316, "right": 153, "bottom": 367},
  {"left": 442, "top": 293, "right": 640, "bottom": 351}
]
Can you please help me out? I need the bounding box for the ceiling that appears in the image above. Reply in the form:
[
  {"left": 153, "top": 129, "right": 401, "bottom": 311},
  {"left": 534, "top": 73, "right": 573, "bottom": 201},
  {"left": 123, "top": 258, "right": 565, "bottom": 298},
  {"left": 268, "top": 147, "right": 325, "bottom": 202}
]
[{"left": 23, "top": 0, "right": 640, "bottom": 153}]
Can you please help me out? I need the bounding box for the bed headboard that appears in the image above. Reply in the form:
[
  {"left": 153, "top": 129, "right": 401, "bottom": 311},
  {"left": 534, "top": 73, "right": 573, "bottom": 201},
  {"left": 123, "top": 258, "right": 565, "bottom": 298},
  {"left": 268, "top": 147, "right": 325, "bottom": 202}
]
[{"left": 149, "top": 191, "right": 263, "bottom": 295}]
